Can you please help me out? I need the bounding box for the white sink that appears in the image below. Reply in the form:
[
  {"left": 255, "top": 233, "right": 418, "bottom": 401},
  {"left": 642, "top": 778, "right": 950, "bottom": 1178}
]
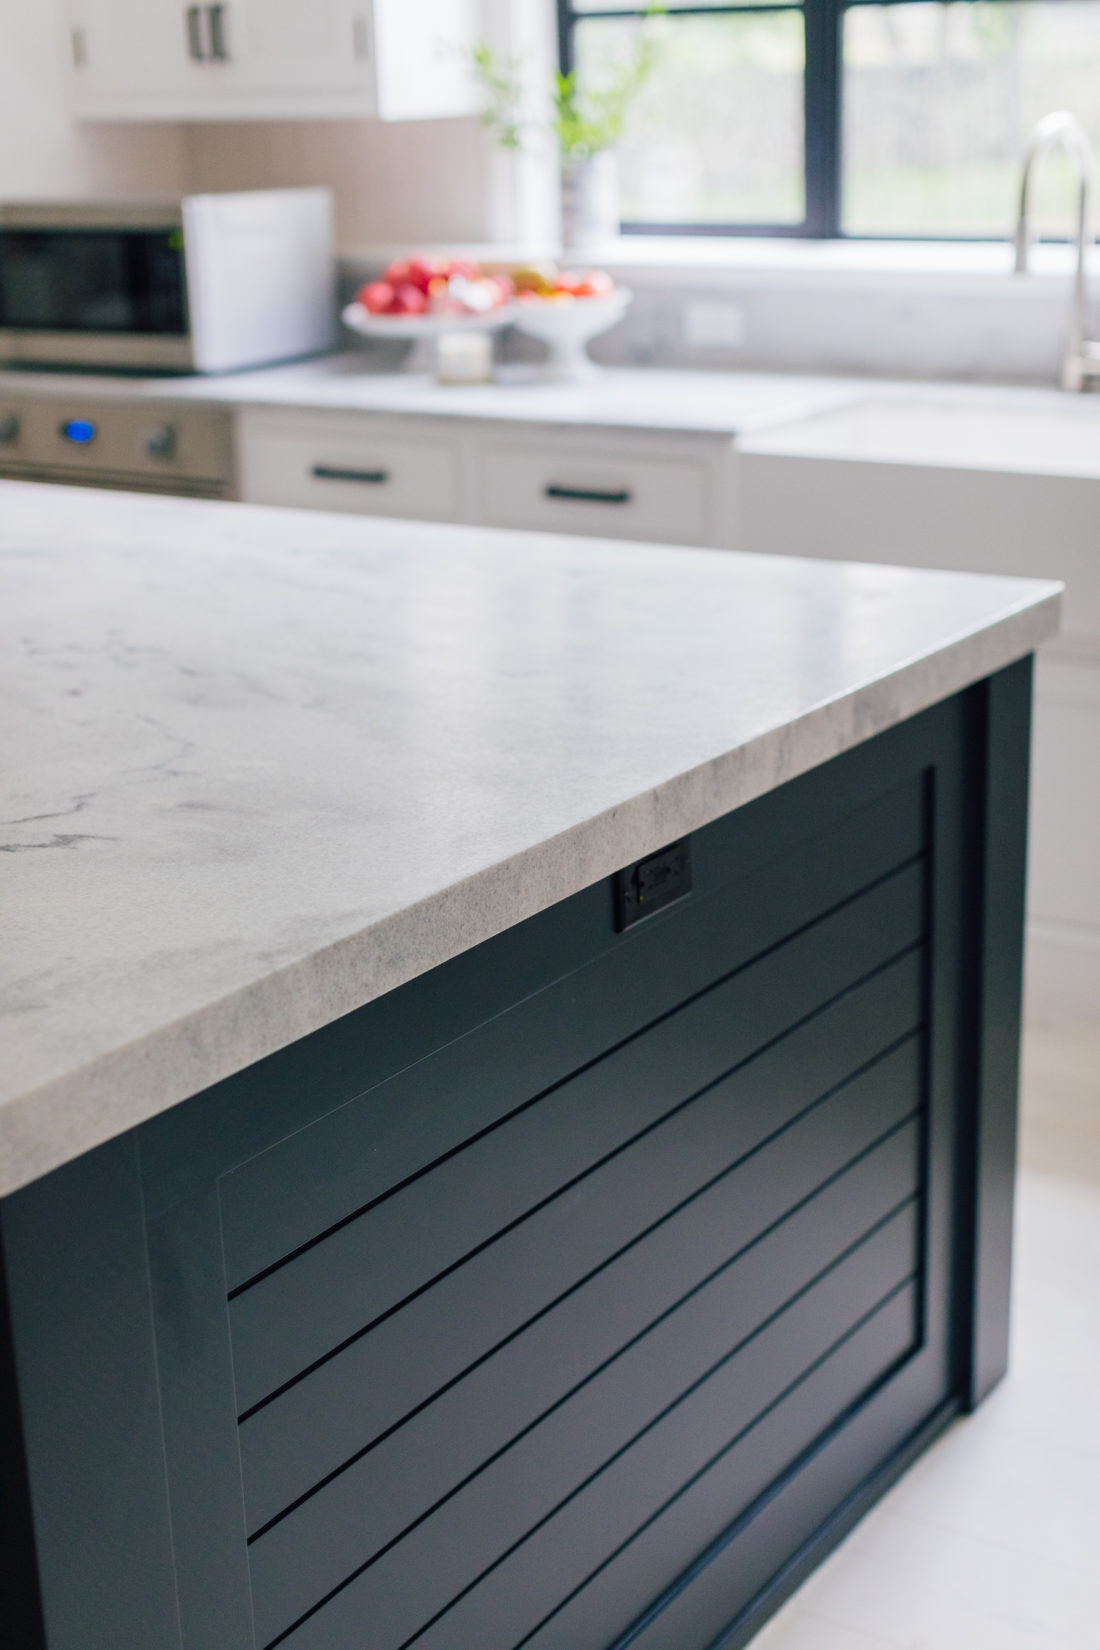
[{"left": 742, "top": 395, "right": 1100, "bottom": 480}]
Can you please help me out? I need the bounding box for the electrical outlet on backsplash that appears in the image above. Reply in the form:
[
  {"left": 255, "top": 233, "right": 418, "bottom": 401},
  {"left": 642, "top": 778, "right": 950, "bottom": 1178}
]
[{"left": 683, "top": 301, "right": 749, "bottom": 352}]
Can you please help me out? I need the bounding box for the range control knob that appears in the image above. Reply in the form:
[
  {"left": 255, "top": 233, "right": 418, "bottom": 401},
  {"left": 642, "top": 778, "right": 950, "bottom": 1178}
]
[
  {"left": 0, "top": 412, "right": 20, "bottom": 446},
  {"left": 145, "top": 423, "right": 177, "bottom": 461}
]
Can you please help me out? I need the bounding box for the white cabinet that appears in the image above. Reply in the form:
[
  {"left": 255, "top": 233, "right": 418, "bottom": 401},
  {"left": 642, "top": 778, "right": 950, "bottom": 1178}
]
[
  {"left": 66, "top": 0, "right": 208, "bottom": 114},
  {"left": 65, "top": 0, "right": 479, "bottom": 122},
  {"left": 237, "top": 409, "right": 464, "bottom": 521},
  {"left": 235, "top": 406, "right": 735, "bottom": 548},
  {"left": 369, "top": 0, "right": 480, "bottom": 121},
  {"left": 204, "top": 0, "right": 376, "bottom": 105},
  {"left": 477, "top": 436, "right": 714, "bottom": 546}
]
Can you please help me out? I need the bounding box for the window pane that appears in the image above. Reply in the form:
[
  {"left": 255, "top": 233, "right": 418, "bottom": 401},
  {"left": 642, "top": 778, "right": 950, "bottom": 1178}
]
[
  {"left": 843, "top": 1, "right": 1100, "bottom": 237},
  {"left": 574, "top": 12, "right": 805, "bottom": 226}
]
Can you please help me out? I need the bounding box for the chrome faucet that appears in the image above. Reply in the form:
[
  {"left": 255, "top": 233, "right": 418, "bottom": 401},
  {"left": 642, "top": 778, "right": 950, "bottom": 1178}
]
[{"left": 1014, "top": 110, "right": 1100, "bottom": 391}]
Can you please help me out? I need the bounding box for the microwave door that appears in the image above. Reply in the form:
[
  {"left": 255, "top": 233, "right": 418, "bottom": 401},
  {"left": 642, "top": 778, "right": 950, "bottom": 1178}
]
[{"left": 0, "top": 227, "right": 194, "bottom": 370}]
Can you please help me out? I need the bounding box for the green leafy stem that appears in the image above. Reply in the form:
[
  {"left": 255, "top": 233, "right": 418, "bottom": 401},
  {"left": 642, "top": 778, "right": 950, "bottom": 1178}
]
[{"left": 471, "top": 11, "right": 662, "bottom": 161}]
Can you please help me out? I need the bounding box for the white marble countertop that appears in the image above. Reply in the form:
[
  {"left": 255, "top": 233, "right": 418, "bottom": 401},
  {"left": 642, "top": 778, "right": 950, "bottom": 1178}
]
[
  {"left": 0, "top": 479, "right": 1060, "bottom": 1197},
  {"left": 0, "top": 359, "right": 857, "bottom": 438},
  {"left": 5, "top": 354, "right": 1099, "bottom": 455}
]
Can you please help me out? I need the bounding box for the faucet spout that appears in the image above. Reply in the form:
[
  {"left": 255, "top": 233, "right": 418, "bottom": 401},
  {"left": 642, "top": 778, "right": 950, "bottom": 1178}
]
[{"left": 1014, "top": 111, "right": 1099, "bottom": 391}]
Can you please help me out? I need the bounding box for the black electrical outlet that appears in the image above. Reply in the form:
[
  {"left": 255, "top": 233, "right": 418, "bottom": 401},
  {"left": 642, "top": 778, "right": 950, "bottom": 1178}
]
[{"left": 615, "top": 838, "right": 692, "bottom": 930}]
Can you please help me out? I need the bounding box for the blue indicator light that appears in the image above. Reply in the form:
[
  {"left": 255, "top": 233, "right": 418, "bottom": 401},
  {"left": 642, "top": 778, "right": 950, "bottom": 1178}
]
[{"left": 62, "top": 419, "right": 96, "bottom": 445}]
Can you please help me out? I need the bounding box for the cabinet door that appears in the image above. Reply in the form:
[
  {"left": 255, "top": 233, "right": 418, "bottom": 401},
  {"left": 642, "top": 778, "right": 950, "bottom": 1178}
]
[
  {"left": 237, "top": 409, "right": 464, "bottom": 522},
  {"left": 205, "top": 0, "right": 376, "bottom": 108},
  {"left": 66, "top": 0, "right": 212, "bottom": 119},
  {"left": 372, "top": 0, "right": 479, "bottom": 120},
  {"left": 478, "top": 437, "right": 714, "bottom": 545}
]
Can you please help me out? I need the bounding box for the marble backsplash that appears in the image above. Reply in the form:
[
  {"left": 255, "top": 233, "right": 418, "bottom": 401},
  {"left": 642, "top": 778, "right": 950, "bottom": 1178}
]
[{"left": 339, "top": 244, "right": 1094, "bottom": 388}]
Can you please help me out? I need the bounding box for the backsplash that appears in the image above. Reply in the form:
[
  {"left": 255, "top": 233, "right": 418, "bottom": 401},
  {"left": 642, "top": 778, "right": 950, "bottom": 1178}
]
[
  {"left": 592, "top": 262, "right": 1088, "bottom": 385},
  {"left": 340, "top": 248, "right": 1094, "bottom": 387}
]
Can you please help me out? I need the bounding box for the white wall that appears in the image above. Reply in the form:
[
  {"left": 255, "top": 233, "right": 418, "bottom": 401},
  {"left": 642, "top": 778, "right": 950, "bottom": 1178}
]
[
  {"left": 181, "top": 118, "right": 503, "bottom": 249},
  {"left": 0, "top": 0, "right": 185, "bottom": 198}
]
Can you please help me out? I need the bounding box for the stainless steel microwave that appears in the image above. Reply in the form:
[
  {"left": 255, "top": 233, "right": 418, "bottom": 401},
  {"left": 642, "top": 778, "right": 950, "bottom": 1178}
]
[{"left": 0, "top": 189, "right": 335, "bottom": 373}]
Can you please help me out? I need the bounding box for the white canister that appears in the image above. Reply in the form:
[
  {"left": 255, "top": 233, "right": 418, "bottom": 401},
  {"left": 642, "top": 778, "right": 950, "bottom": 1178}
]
[{"left": 435, "top": 329, "right": 494, "bottom": 384}]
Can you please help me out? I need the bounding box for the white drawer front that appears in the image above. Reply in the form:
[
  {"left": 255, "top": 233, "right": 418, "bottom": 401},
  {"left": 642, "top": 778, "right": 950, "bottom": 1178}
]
[
  {"left": 238, "top": 419, "right": 460, "bottom": 521},
  {"left": 479, "top": 443, "right": 710, "bottom": 544}
]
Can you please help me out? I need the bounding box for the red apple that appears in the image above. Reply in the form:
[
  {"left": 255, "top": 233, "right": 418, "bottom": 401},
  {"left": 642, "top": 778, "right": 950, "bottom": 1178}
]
[
  {"left": 358, "top": 280, "right": 396, "bottom": 315},
  {"left": 405, "top": 256, "right": 440, "bottom": 294},
  {"left": 382, "top": 259, "right": 413, "bottom": 288},
  {"left": 393, "top": 283, "right": 428, "bottom": 315}
]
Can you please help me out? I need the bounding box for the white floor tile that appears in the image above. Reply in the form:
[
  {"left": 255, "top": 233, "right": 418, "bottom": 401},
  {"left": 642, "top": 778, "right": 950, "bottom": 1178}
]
[
  {"left": 873, "top": 1404, "right": 1100, "bottom": 1573},
  {"left": 753, "top": 1605, "right": 906, "bottom": 1649},
  {"left": 748, "top": 1018, "right": 1100, "bottom": 1650},
  {"left": 791, "top": 1508, "right": 1098, "bottom": 1646}
]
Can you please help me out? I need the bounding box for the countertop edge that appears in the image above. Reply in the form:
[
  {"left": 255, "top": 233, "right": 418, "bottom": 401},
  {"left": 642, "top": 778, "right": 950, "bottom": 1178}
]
[{"left": 0, "top": 584, "right": 1060, "bottom": 1200}]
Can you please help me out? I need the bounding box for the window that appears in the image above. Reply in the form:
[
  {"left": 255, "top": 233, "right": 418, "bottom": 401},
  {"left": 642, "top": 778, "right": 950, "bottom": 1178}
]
[{"left": 558, "top": 0, "right": 1100, "bottom": 238}]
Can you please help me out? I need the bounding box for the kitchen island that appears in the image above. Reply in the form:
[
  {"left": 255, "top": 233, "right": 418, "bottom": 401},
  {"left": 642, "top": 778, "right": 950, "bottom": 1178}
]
[{"left": 0, "top": 480, "right": 1059, "bottom": 1650}]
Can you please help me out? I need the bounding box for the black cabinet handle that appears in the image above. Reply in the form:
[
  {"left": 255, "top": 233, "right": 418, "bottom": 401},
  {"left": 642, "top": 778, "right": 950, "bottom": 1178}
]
[
  {"left": 311, "top": 465, "right": 391, "bottom": 486},
  {"left": 208, "top": 3, "right": 229, "bottom": 60},
  {"left": 544, "top": 484, "right": 632, "bottom": 506},
  {"left": 185, "top": 5, "right": 205, "bottom": 59}
]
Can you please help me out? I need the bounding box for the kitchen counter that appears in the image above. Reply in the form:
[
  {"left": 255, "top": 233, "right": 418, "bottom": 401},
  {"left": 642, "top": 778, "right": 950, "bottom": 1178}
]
[
  {"left": 0, "top": 478, "right": 1058, "bottom": 1196},
  {"left": 0, "top": 477, "right": 1060, "bottom": 1650},
  {"left": 0, "top": 358, "right": 856, "bottom": 438},
  {"left": 5, "top": 354, "right": 1099, "bottom": 438}
]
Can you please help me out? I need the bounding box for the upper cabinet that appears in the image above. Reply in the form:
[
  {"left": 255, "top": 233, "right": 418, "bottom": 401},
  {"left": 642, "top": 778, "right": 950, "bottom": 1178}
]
[
  {"left": 66, "top": 0, "right": 210, "bottom": 113},
  {"left": 65, "top": 0, "right": 481, "bottom": 121}
]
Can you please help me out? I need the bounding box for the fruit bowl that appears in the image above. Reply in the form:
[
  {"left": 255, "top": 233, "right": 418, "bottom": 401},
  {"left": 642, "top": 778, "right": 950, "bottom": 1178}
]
[
  {"left": 340, "top": 302, "right": 517, "bottom": 342},
  {"left": 341, "top": 301, "right": 517, "bottom": 375},
  {"left": 509, "top": 287, "right": 633, "bottom": 382},
  {"left": 342, "top": 257, "right": 518, "bottom": 375}
]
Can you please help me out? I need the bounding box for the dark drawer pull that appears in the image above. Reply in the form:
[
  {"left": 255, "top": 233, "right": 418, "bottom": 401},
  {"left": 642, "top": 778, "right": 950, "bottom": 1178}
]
[
  {"left": 311, "top": 465, "right": 390, "bottom": 486},
  {"left": 545, "top": 483, "right": 632, "bottom": 505}
]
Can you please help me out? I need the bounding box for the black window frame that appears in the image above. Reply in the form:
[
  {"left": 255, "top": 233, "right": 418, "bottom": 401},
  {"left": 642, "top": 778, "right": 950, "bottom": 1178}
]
[{"left": 556, "top": 0, "right": 1058, "bottom": 241}]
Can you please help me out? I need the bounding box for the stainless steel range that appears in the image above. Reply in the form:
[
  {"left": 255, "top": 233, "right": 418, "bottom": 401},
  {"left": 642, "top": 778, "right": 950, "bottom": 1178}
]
[{"left": 0, "top": 389, "right": 234, "bottom": 499}]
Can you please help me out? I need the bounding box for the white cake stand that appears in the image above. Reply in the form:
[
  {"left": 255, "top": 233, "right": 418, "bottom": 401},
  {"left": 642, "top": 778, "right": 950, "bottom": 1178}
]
[
  {"left": 341, "top": 302, "right": 517, "bottom": 375},
  {"left": 508, "top": 288, "right": 633, "bottom": 383}
]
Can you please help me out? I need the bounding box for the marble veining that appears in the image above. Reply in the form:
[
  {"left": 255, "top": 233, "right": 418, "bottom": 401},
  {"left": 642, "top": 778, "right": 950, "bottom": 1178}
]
[{"left": 0, "top": 480, "right": 1059, "bottom": 1195}]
